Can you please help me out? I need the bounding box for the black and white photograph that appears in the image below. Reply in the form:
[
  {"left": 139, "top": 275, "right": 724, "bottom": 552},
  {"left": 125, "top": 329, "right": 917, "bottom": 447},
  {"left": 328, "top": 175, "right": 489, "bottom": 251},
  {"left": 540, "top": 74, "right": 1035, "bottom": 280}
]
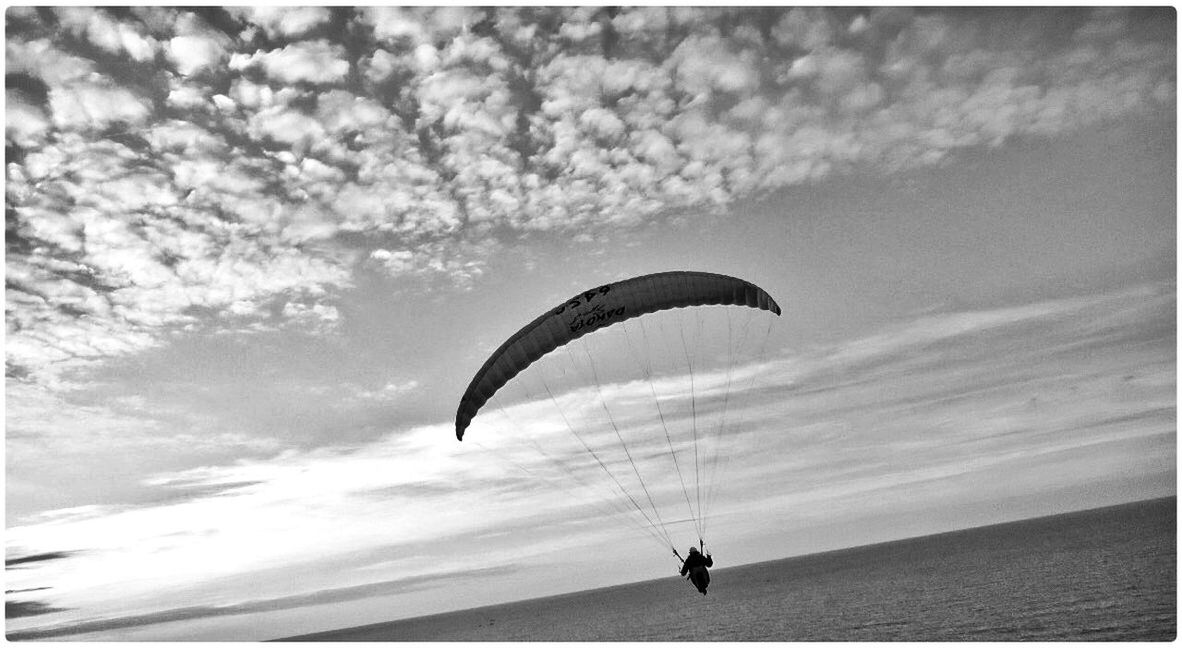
[{"left": 4, "top": 5, "right": 1176, "bottom": 642}]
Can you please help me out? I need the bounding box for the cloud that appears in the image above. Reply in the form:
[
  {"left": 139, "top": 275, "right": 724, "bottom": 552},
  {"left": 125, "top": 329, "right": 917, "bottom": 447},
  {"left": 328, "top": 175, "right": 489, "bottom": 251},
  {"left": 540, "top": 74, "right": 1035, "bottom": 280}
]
[
  {"left": 53, "top": 7, "right": 159, "bottom": 62},
  {"left": 6, "top": 7, "right": 1173, "bottom": 386},
  {"left": 168, "top": 36, "right": 225, "bottom": 77},
  {"left": 47, "top": 80, "right": 152, "bottom": 131},
  {"left": 4, "top": 378, "right": 286, "bottom": 524},
  {"left": 719, "top": 283, "right": 1176, "bottom": 518},
  {"left": 6, "top": 552, "right": 76, "bottom": 568},
  {"left": 245, "top": 102, "right": 328, "bottom": 145},
  {"left": 6, "top": 119, "right": 353, "bottom": 382},
  {"left": 230, "top": 7, "right": 332, "bottom": 40},
  {"left": 349, "top": 380, "right": 422, "bottom": 403},
  {"left": 167, "top": 22, "right": 230, "bottom": 77},
  {"left": 6, "top": 600, "right": 70, "bottom": 620},
  {"left": 5, "top": 92, "right": 53, "bottom": 147},
  {"left": 229, "top": 40, "right": 350, "bottom": 85},
  {"left": 6, "top": 564, "right": 518, "bottom": 640},
  {"left": 362, "top": 7, "right": 477, "bottom": 46},
  {"left": 316, "top": 90, "right": 393, "bottom": 134},
  {"left": 368, "top": 238, "right": 495, "bottom": 289},
  {"left": 6, "top": 280, "right": 1171, "bottom": 637},
  {"left": 3, "top": 416, "right": 567, "bottom": 634},
  {"left": 6, "top": 38, "right": 97, "bottom": 86}
]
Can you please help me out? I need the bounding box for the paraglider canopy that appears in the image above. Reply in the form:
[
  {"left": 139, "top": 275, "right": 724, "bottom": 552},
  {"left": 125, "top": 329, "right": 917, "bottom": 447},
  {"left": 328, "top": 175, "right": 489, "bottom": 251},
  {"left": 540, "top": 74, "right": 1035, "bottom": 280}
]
[{"left": 455, "top": 270, "right": 781, "bottom": 440}]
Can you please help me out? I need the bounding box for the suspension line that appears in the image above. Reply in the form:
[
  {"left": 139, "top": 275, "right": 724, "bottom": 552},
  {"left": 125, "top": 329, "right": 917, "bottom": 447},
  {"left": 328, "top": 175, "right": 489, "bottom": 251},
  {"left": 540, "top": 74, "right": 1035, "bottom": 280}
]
[
  {"left": 677, "top": 309, "right": 704, "bottom": 540},
  {"left": 488, "top": 393, "right": 643, "bottom": 531},
  {"left": 624, "top": 318, "right": 699, "bottom": 531},
  {"left": 578, "top": 339, "right": 677, "bottom": 549}
]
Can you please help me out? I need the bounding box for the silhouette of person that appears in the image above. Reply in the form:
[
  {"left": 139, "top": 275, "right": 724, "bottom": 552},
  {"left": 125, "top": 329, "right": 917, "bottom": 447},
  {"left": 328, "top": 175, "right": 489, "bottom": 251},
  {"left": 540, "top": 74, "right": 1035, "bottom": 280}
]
[{"left": 680, "top": 546, "right": 713, "bottom": 595}]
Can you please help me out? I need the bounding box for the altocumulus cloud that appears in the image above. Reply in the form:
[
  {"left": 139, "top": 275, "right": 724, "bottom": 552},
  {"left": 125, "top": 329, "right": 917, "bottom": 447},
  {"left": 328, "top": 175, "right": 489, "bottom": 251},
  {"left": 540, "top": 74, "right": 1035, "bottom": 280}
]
[{"left": 6, "top": 7, "right": 1174, "bottom": 385}]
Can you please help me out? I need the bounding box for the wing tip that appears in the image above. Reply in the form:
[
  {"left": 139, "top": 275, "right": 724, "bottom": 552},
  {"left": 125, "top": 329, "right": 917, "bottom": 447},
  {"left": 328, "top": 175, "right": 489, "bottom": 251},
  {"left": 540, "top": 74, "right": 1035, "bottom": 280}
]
[{"left": 455, "top": 413, "right": 467, "bottom": 441}]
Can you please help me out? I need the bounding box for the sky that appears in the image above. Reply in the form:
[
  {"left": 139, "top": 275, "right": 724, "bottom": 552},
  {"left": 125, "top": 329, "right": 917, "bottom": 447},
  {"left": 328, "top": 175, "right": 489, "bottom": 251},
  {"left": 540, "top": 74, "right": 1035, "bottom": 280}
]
[{"left": 3, "top": 5, "right": 1176, "bottom": 641}]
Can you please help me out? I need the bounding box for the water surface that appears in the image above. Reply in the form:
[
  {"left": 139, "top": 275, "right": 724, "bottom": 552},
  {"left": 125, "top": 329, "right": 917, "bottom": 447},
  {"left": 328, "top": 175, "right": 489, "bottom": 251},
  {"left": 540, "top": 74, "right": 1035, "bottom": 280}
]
[{"left": 286, "top": 497, "right": 1176, "bottom": 641}]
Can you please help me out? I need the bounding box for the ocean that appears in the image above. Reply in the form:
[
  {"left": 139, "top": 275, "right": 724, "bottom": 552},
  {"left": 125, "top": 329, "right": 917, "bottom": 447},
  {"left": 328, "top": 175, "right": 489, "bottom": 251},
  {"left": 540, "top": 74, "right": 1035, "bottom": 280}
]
[{"left": 286, "top": 497, "right": 1175, "bottom": 641}]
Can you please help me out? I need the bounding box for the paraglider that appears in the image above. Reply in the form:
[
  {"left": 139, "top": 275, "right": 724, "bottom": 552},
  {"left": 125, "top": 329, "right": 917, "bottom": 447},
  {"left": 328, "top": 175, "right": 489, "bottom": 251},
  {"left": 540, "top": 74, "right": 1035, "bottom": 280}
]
[{"left": 455, "top": 270, "right": 780, "bottom": 592}]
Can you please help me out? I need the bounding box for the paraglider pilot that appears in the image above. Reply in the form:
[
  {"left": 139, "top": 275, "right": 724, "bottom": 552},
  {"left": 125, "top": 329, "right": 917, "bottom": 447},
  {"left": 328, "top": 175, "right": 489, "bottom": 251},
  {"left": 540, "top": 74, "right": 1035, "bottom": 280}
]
[{"left": 679, "top": 546, "right": 713, "bottom": 595}]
